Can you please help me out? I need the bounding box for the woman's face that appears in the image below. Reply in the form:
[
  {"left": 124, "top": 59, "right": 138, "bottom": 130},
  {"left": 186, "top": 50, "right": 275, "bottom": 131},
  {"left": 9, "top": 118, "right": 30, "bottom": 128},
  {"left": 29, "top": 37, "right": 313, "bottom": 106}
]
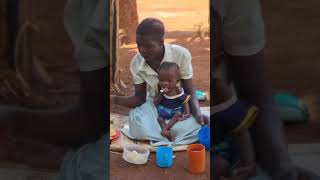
[{"left": 136, "top": 35, "right": 163, "bottom": 62}]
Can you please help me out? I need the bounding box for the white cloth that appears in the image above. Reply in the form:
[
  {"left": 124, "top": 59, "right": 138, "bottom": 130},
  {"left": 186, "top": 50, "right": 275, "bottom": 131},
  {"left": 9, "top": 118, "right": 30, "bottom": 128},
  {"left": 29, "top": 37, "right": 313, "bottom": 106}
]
[
  {"left": 121, "top": 100, "right": 202, "bottom": 146},
  {"left": 64, "top": 0, "right": 108, "bottom": 71},
  {"left": 212, "top": 0, "right": 265, "bottom": 56},
  {"left": 58, "top": 136, "right": 108, "bottom": 180}
]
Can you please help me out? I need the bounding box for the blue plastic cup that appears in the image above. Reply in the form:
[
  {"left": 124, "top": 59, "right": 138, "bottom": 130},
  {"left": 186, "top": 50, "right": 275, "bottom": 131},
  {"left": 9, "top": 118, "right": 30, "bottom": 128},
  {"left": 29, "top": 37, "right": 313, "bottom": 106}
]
[
  {"left": 198, "top": 125, "right": 210, "bottom": 150},
  {"left": 156, "top": 146, "right": 173, "bottom": 168}
]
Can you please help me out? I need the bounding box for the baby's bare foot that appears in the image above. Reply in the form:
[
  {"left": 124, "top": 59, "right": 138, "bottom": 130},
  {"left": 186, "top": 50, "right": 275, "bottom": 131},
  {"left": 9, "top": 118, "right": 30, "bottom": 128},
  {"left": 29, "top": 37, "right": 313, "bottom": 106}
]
[
  {"left": 161, "top": 129, "right": 170, "bottom": 137},
  {"left": 161, "top": 129, "right": 175, "bottom": 141},
  {"left": 168, "top": 133, "right": 175, "bottom": 142}
]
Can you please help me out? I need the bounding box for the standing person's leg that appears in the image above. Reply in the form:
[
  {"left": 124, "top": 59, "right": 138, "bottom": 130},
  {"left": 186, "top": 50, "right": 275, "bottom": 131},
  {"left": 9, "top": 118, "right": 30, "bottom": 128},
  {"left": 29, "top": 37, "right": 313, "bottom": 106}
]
[{"left": 226, "top": 51, "right": 297, "bottom": 179}]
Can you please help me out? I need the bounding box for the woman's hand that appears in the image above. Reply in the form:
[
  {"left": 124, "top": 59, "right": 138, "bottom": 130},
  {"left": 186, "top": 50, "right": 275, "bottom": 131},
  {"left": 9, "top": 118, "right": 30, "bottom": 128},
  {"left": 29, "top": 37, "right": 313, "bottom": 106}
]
[
  {"left": 203, "top": 114, "right": 210, "bottom": 125},
  {"left": 153, "top": 93, "right": 163, "bottom": 106},
  {"left": 195, "top": 114, "right": 210, "bottom": 126}
]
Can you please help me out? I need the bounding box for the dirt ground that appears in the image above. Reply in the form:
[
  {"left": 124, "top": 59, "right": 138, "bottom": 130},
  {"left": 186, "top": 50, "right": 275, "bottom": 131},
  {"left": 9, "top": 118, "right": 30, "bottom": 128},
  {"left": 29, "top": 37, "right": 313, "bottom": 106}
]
[{"left": 110, "top": 151, "right": 210, "bottom": 180}]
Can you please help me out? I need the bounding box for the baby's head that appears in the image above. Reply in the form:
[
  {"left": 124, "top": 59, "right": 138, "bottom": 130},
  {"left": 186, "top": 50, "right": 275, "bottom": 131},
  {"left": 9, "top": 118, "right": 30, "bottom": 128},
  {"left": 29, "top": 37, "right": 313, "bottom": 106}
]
[{"left": 157, "top": 62, "right": 181, "bottom": 92}]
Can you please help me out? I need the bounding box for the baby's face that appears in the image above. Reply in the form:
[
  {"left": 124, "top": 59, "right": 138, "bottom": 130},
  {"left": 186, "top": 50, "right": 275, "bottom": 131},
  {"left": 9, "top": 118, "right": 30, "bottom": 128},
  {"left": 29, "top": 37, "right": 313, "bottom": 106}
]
[{"left": 158, "top": 69, "right": 179, "bottom": 93}]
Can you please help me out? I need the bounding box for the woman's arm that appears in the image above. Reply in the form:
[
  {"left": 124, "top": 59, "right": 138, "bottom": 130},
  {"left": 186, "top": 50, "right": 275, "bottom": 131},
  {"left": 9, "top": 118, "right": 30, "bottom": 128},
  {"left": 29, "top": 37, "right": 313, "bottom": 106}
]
[
  {"left": 178, "top": 103, "right": 191, "bottom": 121},
  {"left": 153, "top": 92, "right": 164, "bottom": 106},
  {"left": 183, "top": 102, "right": 191, "bottom": 116},
  {"left": 111, "top": 83, "right": 147, "bottom": 108},
  {"left": 181, "top": 79, "right": 207, "bottom": 125}
]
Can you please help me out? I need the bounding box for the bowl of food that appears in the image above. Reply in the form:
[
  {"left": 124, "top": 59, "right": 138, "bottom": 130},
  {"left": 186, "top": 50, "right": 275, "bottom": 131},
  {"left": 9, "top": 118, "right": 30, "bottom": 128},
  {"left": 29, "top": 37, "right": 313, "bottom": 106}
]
[{"left": 123, "top": 144, "right": 150, "bottom": 165}]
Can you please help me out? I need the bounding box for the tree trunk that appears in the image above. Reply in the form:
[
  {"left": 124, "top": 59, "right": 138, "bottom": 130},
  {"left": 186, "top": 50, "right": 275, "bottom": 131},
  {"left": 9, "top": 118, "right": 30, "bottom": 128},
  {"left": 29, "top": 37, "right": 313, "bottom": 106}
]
[
  {"left": 119, "top": 0, "right": 138, "bottom": 44},
  {"left": 110, "top": 0, "right": 119, "bottom": 83}
]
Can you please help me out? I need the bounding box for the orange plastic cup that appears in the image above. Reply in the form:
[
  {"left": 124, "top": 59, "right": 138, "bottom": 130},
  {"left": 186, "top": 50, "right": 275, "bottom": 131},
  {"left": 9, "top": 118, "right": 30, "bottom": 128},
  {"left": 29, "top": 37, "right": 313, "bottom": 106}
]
[{"left": 187, "top": 144, "right": 205, "bottom": 173}]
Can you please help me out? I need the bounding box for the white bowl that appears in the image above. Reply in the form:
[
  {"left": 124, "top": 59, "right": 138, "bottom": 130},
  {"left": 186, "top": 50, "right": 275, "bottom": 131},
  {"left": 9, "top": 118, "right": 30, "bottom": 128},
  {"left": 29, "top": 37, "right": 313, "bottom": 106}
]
[{"left": 123, "top": 144, "right": 150, "bottom": 165}]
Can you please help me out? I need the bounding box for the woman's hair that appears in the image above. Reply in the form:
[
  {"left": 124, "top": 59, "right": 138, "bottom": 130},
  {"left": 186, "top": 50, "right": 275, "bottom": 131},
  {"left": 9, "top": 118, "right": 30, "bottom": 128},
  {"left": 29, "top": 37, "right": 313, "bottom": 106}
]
[{"left": 136, "top": 18, "right": 165, "bottom": 40}]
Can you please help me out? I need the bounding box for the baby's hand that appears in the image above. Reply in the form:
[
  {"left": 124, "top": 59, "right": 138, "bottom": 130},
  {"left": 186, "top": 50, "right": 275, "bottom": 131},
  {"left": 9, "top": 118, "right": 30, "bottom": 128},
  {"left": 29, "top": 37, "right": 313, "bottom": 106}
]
[
  {"left": 173, "top": 112, "right": 183, "bottom": 120},
  {"left": 178, "top": 114, "right": 190, "bottom": 121},
  {"left": 159, "top": 88, "right": 169, "bottom": 94},
  {"left": 161, "top": 129, "right": 170, "bottom": 137}
]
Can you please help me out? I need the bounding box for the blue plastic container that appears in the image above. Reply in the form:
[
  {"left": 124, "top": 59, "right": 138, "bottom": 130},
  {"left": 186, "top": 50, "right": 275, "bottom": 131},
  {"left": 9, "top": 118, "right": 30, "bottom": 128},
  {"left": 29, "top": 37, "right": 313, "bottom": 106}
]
[
  {"left": 195, "top": 90, "right": 207, "bottom": 101},
  {"left": 274, "top": 92, "right": 309, "bottom": 123},
  {"left": 156, "top": 146, "right": 173, "bottom": 168},
  {"left": 198, "top": 125, "right": 210, "bottom": 150}
]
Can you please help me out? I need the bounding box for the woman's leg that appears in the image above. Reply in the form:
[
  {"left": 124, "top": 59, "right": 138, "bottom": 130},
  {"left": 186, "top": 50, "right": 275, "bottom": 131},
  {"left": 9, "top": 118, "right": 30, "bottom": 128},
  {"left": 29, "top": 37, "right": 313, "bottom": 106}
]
[{"left": 123, "top": 101, "right": 163, "bottom": 141}]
